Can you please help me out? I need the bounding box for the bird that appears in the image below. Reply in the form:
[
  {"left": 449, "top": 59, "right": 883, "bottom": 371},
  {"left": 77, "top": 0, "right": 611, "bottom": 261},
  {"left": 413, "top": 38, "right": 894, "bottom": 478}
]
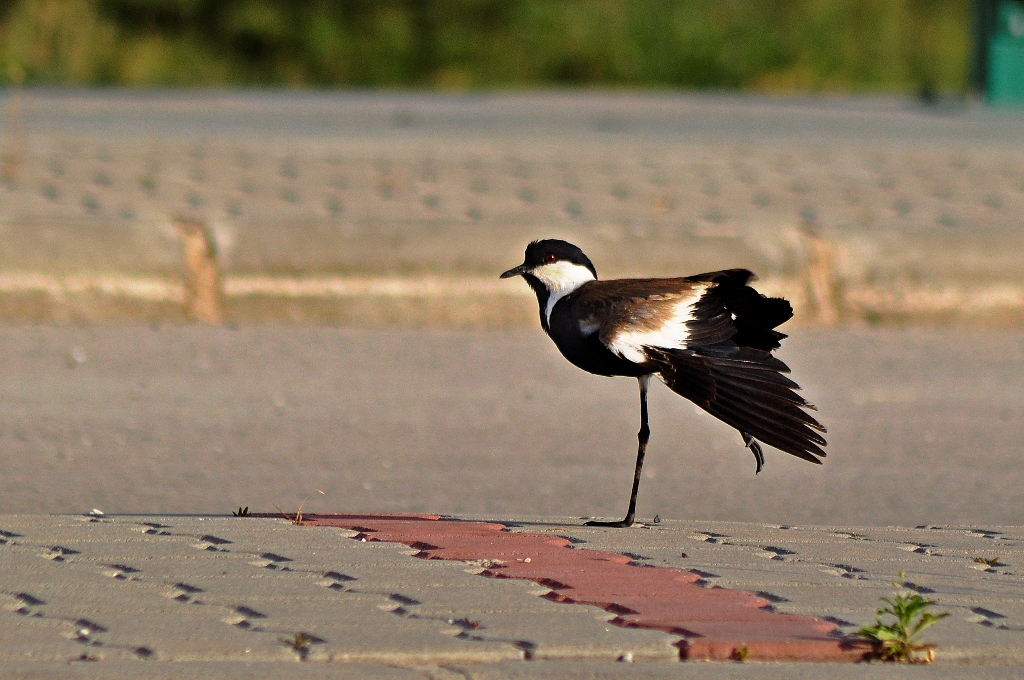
[{"left": 500, "top": 239, "right": 826, "bottom": 528}]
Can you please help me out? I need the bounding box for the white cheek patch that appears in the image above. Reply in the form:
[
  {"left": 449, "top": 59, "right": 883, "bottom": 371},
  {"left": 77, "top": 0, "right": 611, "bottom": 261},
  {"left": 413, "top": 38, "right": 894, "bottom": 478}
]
[
  {"left": 532, "top": 261, "right": 596, "bottom": 324},
  {"left": 606, "top": 287, "right": 706, "bottom": 364}
]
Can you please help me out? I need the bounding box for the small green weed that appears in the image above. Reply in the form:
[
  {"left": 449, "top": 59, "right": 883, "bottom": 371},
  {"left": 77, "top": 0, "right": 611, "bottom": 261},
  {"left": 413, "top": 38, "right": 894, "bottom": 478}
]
[
  {"left": 232, "top": 506, "right": 250, "bottom": 517},
  {"left": 856, "top": 573, "right": 949, "bottom": 663},
  {"left": 730, "top": 644, "right": 749, "bottom": 662},
  {"left": 280, "top": 632, "right": 315, "bottom": 660}
]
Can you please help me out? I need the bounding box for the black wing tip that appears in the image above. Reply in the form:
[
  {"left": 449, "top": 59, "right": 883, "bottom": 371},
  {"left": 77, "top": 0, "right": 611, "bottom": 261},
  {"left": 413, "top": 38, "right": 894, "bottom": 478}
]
[
  {"left": 712, "top": 268, "right": 757, "bottom": 284},
  {"left": 780, "top": 442, "right": 827, "bottom": 463},
  {"left": 652, "top": 346, "right": 828, "bottom": 467},
  {"left": 750, "top": 435, "right": 826, "bottom": 465}
]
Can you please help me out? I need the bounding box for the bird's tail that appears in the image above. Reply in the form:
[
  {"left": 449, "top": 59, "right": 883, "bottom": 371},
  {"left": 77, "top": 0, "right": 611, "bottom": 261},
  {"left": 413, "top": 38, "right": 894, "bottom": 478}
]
[
  {"left": 646, "top": 345, "right": 827, "bottom": 464},
  {"left": 687, "top": 269, "right": 794, "bottom": 351}
]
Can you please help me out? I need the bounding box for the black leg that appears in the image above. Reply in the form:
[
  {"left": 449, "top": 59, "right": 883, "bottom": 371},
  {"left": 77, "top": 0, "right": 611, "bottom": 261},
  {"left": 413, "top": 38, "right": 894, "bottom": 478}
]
[
  {"left": 741, "top": 431, "right": 764, "bottom": 474},
  {"left": 587, "top": 375, "right": 651, "bottom": 528}
]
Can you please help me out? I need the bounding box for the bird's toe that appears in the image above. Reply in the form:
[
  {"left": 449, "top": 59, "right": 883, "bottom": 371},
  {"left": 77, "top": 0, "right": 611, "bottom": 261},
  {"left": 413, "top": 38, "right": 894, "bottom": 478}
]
[{"left": 585, "top": 519, "right": 634, "bottom": 528}]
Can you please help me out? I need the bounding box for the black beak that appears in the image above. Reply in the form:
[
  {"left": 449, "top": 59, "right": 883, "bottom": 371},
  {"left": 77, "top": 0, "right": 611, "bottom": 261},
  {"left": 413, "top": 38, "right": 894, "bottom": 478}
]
[{"left": 500, "top": 263, "right": 530, "bottom": 279}]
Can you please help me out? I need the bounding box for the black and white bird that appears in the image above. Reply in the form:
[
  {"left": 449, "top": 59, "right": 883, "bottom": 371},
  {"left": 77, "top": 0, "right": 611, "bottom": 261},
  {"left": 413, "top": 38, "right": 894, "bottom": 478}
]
[{"left": 500, "top": 239, "right": 826, "bottom": 528}]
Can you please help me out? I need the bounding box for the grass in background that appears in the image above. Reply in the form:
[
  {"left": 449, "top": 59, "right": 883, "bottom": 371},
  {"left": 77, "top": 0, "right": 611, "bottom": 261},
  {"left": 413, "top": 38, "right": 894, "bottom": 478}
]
[{"left": 0, "top": 0, "right": 970, "bottom": 93}]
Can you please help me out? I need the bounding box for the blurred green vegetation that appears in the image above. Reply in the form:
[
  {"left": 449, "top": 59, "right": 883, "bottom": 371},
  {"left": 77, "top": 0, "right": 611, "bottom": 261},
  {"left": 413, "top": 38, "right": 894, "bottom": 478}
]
[{"left": 0, "top": 0, "right": 971, "bottom": 92}]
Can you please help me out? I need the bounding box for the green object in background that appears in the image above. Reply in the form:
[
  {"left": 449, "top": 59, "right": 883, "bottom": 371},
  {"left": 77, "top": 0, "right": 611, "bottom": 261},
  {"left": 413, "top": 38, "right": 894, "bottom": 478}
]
[
  {"left": 989, "top": 0, "right": 1024, "bottom": 103},
  {"left": 0, "top": 1, "right": 976, "bottom": 91}
]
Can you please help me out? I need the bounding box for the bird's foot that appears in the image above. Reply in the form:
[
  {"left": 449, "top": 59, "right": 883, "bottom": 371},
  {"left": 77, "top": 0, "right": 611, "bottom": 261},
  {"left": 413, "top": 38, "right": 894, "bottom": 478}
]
[
  {"left": 750, "top": 440, "right": 764, "bottom": 474},
  {"left": 585, "top": 518, "right": 634, "bottom": 528},
  {"left": 741, "top": 432, "right": 765, "bottom": 475}
]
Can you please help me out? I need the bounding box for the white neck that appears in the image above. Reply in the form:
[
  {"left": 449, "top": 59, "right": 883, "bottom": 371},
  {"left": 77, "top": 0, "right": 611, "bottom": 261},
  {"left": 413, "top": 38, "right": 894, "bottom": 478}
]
[{"left": 532, "top": 261, "right": 596, "bottom": 325}]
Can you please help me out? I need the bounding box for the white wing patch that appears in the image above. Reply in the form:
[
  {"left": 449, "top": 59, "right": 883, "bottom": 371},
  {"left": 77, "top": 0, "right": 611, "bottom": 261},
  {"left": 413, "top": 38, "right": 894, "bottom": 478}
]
[
  {"left": 531, "top": 260, "right": 597, "bottom": 325},
  {"left": 605, "top": 286, "right": 707, "bottom": 364}
]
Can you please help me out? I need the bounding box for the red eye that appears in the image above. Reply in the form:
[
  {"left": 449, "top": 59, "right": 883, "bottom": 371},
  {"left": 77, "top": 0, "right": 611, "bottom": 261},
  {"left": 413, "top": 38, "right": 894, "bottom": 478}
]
[{"left": 543, "top": 253, "right": 558, "bottom": 264}]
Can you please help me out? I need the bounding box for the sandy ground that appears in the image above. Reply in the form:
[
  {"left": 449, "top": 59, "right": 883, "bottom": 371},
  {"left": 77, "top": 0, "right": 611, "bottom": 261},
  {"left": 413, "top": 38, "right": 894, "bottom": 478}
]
[{"left": 1, "top": 325, "right": 1021, "bottom": 527}]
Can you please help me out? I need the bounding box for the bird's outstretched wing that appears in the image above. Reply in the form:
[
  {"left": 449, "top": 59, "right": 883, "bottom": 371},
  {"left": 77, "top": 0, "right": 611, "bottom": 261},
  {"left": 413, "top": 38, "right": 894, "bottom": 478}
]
[
  {"left": 646, "top": 345, "right": 826, "bottom": 463},
  {"left": 569, "top": 270, "right": 825, "bottom": 464}
]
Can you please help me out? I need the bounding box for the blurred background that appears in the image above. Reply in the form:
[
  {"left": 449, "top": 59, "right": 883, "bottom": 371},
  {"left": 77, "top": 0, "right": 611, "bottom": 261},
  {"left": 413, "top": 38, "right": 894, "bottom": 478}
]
[
  {"left": 0, "top": 1, "right": 978, "bottom": 91},
  {"left": 0, "top": 1, "right": 1022, "bottom": 527}
]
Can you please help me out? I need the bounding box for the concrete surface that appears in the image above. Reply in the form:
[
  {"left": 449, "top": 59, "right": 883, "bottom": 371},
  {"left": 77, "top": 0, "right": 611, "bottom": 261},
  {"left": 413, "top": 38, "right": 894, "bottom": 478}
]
[
  {"left": 7, "top": 91, "right": 1024, "bottom": 143},
  {"left": 2, "top": 662, "right": 1024, "bottom": 679},
  {"left": 1, "top": 92, "right": 1023, "bottom": 324},
  {"left": 1, "top": 514, "right": 1023, "bottom": 679},
  {"left": 0, "top": 326, "right": 1022, "bottom": 527}
]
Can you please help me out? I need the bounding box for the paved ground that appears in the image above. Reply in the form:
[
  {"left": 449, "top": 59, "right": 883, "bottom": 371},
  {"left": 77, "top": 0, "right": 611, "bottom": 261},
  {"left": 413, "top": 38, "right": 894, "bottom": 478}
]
[
  {"left": 7, "top": 90, "right": 1023, "bottom": 143},
  {"left": 1, "top": 514, "right": 1022, "bottom": 678},
  {"left": 3, "top": 92, "right": 1022, "bottom": 678},
  {"left": 1, "top": 326, "right": 1022, "bottom": 527},
  {"left": 2, "top": 92, "right": 1024, "bottom": 325}
]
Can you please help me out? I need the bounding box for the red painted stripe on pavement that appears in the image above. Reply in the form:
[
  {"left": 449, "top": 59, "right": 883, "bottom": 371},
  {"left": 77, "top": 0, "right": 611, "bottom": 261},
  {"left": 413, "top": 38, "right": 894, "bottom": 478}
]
[{"left": 297, "top": 514, "right": 868, "bottom": 662}]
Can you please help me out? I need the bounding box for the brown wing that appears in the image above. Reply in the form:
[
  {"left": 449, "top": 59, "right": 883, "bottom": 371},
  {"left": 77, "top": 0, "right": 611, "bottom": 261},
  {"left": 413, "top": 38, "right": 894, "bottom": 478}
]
[
  {"left": 570, "top": 269, "right": 792, "bottom": 356},
  {"left": 569, "top": 277, "right": 715, "bottom": 353}
]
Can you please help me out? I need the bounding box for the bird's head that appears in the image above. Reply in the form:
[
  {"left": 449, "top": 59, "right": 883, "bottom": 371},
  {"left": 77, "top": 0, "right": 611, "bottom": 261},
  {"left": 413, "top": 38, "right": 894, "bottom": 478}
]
[{"left": 500, "top": 239, "right": 598, "bottom": 294}]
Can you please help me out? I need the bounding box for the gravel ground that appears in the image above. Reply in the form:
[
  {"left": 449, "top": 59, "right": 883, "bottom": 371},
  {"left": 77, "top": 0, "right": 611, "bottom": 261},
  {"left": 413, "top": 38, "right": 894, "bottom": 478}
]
[{"left": 1, "top": 325, "right": 1021, "bottom": 526}]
